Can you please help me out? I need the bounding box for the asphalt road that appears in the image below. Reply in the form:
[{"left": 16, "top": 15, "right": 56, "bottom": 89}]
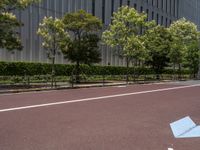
[{"left": 0, "top": 83, "right": 200, "bottom": 150}]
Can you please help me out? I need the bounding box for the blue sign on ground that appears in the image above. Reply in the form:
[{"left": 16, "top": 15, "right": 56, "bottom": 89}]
[{"left": 170, "top": 116, "right": 200, "bottom": 138}]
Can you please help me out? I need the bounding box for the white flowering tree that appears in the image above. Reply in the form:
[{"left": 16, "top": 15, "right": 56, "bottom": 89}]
[
  {"left": 102, "top": 6, "right": 155, "bottom": 82},
  {"left": 0, "top": 0, "right": 40, "bottom": 50},
  {"left": 169, "top": 18, "right": 200, "bottom": 78},
  {"left": 0, "top": 0, "right": 40, "bottom": 11},
  {"left": 37, "top": 17, "right": 70, "bottom": 87}
]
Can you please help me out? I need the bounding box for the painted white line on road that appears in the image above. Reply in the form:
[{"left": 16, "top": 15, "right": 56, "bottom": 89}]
[
  {"left": 0, "top": 84, "right": 200, "bottom": 113},
  {"left": 116, "top": 85, "right": 127, "bottom": 88}
]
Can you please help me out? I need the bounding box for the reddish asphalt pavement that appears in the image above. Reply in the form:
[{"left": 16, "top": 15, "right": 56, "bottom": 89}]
[{"left": 0, "top": 83, "right": 200, "bottom": 150}]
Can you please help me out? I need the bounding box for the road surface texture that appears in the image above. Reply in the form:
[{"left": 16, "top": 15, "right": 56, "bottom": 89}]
[{"left": 0, "top": 81, "right": 200, "bottom": 150}]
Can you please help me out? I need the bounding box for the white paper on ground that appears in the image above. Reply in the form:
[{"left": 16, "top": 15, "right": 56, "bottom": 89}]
[{"left": 170, "top": 116, "right": 200, "bottom": 138}]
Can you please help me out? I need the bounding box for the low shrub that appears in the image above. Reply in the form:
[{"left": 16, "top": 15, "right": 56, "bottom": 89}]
[{"left": 0, "top": 61, "right": 190, "bottom": 76}]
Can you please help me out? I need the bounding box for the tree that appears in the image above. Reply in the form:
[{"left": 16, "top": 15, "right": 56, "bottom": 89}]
[
  {"left": 0, "top": 12, "right": 22, "bottom": 50},
  {"left": 169, "top": 18, "right": 199, "bottom": 79},
  {"left": 143, "top": 25, "right": 172, "bottom": 79},
  {"left": 102, "top": 6, "right": 155, "bottom": 83},
  {"left": 62, "top": 10, "right": 102, "bottom": 83},
  {"left": 184, "top": 41, "right": 200, "bottom": 78},
  {"left": 37, "top": 16, "right": 70, "bottom": 87},
  {"left": 0, "top": 0, "right": 40, "bottom": 11},
  {"left": 0, "top": 0, "right": 39, "bottom": 50}
]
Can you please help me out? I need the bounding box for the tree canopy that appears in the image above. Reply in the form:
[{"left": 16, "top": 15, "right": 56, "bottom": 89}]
[
  {"left": 0, "top": 0, "right": 39, "bottom": 12},
  {"left": 168, "top": 18, "right": 200, "bottom": 70},
  {"left": 62, "top": 10, "right": 102, "bottom": 65},
  {"left": 102, "top": 6, "right": 155, "bottom": 67},
  {"left": 0, "top": 0, "right": 39, "bottom": 50},
  {"left": 184, "top": 41, "right": 200, "bottom": 77},
  {"left": 169, "top": 18, "right": 199, "bottom": 77},
  {"left": 143, "top": 25, "right": 172, "bottom": 76},
  {"left": 37, "top": 16, "right": 70, "bottom": 87},
  {"left": 62, "top": 10, "right": 102, "bottom": 82},
  {"left": 37, "top": 16, "right": 70, "bottom": 59}
]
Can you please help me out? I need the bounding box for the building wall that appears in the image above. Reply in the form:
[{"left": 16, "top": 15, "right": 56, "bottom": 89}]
[
  {"left": 178, "top": 0, "right": 200, "bottom": 30},
  {"left": 0, "top": 0, "right": 178, "bottom": 66}
]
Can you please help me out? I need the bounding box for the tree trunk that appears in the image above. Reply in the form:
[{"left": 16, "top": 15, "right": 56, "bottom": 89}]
[
  {"left": 173, "top": 63, "right": 176, "bottom": 80},
  {"left": 193, "top": 66, "right": 196, "bottom": 79},
  {"left": 76, "top": 61, "right": 80, "bottom": 83},
  {"left": 51, "top": 50, "right": 55, "bottom": 88},
  {"left": 75, "top": 32, "right": 81, "bottom": 83},
  {"left": 133, "top": 63, "right": 136, "bottom": 83},
  {"left": 178, "top": 63, "right": 181, "bottom": 80},
  {"left": 126, "top": 57, "right": 129, "bottom": 85},
  {"left": 156, "top": 66, "right": 160, "bottom": 80},
  {"left": 197, "top": 57, "right": 200, "bottom": 79},
  {"left": 51, "top": 34, "right": 56, "bottom": 88}
]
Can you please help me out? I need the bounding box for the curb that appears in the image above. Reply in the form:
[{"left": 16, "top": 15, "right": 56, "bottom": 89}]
[
  {"left": 0, "top": 82, "right": 127, "bottom": 95},
  {"left": 0, "top": 80, "right": 173, "bottom": 95}
]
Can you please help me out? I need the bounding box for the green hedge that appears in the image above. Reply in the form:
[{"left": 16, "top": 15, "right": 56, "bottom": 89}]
[{"left": 0, "top": 61, "right": 190, "bottom": 76}]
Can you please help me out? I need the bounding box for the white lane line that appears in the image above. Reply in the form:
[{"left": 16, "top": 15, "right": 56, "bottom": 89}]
[
  {"left": 0, "top": 84, "right": 200, "bottom": 113},
  {"left": 117, "top": 85, "right": 127, "bottom": 88}
]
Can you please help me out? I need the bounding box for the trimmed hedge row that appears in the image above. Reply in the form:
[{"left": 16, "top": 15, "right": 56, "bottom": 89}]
[{"left": 0, "top": 61, "right": 190, "bottom": 76}]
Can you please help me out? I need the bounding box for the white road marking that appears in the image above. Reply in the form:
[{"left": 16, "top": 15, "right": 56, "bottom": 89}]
[
  {"left": 0, "top": 84, "right": 200, "bottom": 113},
  {"left": 117, "top": 85, "right": 127, "bottom": 88}
]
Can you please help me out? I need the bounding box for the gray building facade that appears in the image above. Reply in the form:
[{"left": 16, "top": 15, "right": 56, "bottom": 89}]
[
  {"left": 179, "top": 0, "right": 200, "bottom": 30},
  {"left": 0, "top": 0, "right": 196, "bottom": 66}
]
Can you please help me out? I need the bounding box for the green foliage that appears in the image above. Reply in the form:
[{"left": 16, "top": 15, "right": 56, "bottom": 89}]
[
  {"left": 102, "top": 6, "right": 155, "bottom": 66},
  {"left": 0, "top": 12, "right": 22, "bottom": 50},
  {"left": 183, "top": 42, "right": 200, "bottom": 77},
  {"left": 37, "top": 16, "right": 70, "bottom": 60},
  {"left": 0, "top": 0, "right": 40, "bottom": 11},
  {"left": 143, "top": 26, "right": 172, "bottom": 74},
  {"left": 168, "top": 18, "right": 200, "bottom": 67},
  {"left": 37, "top": 16, "right": 70, "bottom": 87},
  {"left": 63, "top": 34, "right": 101, "bottom": 65},
  {"left": 168, "top": 18, "right": 200, "bottom": 78},
  {"left": 63, "top": 9, "right": 102, "bottom": 33},
  {"left": 0, "top": 0, "right": 40, "bottom": 50},
  {"left": 0, "top": 61, "right": 190, "bottom": 76},
  {"left": 62, "top": 10, "right": 102, "bottom": 82},
  {"left": 62, "top": 10, "right": 102, "bottom": 65}
]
